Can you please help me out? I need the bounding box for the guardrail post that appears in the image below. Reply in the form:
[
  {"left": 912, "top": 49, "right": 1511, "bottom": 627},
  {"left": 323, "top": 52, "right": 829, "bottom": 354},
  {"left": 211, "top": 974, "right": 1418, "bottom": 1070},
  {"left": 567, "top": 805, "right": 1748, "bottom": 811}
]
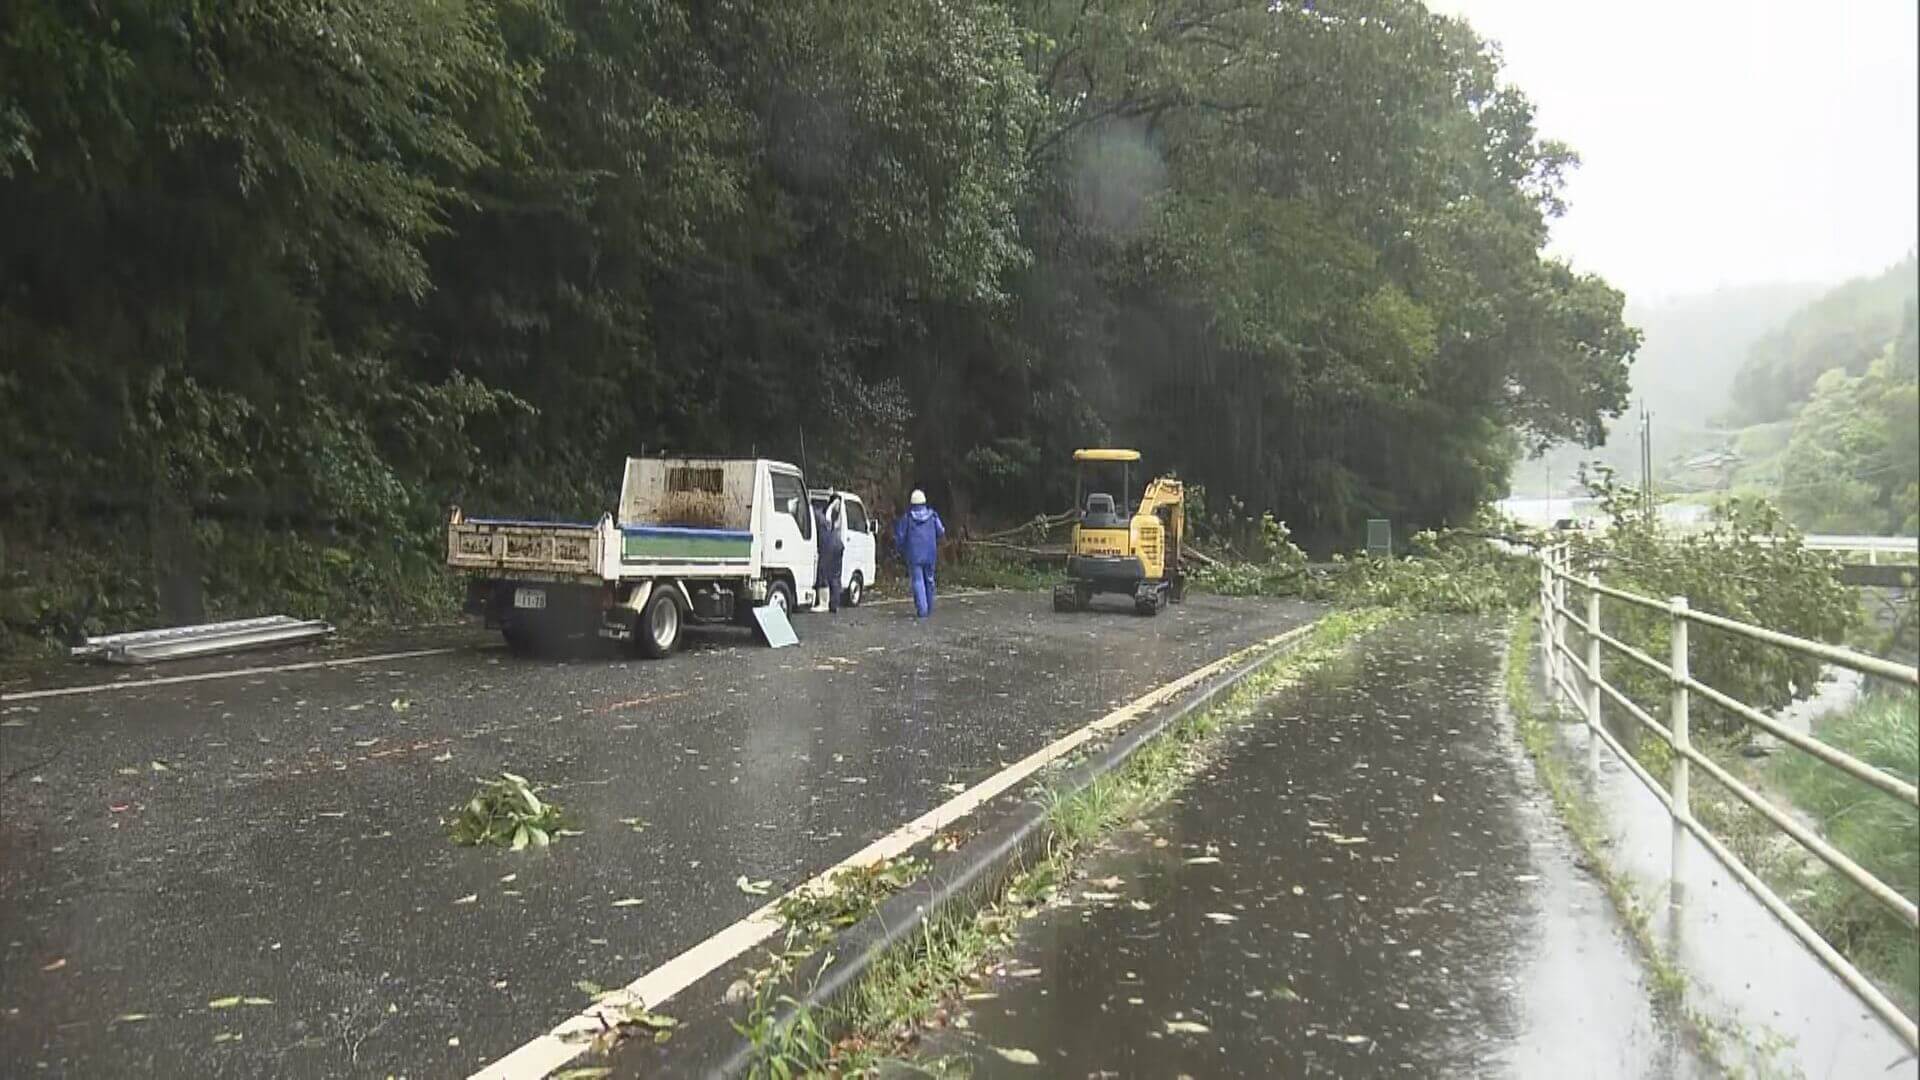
[
  {"left": 1555, "top": 551, "right": 1570, "bottom": 706},
  {"left": 1539, "top": 551, "right": 1557, "bottom": 691},
  {"left": 1586, "top": 575, "right": 1602, "bottom": 773},
  {"left": 1669, "top": 595, "right": 1691, "bottom": 908}
]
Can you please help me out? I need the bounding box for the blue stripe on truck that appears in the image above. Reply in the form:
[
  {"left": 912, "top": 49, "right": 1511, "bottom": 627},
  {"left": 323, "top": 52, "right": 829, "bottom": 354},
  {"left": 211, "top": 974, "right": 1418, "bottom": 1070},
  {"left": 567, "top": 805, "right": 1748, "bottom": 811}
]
[{"left": 620, "top": 525, "right": 753, "bottom": 540}]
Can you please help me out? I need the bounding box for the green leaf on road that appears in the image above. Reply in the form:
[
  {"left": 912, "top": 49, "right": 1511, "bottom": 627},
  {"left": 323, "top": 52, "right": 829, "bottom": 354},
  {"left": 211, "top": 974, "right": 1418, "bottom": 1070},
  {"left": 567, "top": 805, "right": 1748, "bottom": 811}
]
[{"left": 992, "top": 1047, "right": 1040, "bottom": 1065}]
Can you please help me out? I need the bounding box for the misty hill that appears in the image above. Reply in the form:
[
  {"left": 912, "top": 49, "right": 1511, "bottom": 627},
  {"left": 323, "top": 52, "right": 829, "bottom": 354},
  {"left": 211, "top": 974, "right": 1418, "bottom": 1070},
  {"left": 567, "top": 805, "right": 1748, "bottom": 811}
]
[
  {"left": 1512, "top": 280, "right": 1826, "bottom": 495},
  {"left": 1731, "top": 255, "right": 1919, "bottom": 423}
]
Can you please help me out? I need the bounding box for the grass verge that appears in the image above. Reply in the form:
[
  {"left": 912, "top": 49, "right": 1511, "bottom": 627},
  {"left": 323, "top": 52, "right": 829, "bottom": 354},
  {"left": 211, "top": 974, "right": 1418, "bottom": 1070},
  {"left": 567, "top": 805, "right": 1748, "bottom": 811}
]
[
  {"left": 735, "top": 608, "right": 1389, "bottom": 1077},
  {"left": 1768, "top": 690, "right": 1918, "bottom": 1011}
]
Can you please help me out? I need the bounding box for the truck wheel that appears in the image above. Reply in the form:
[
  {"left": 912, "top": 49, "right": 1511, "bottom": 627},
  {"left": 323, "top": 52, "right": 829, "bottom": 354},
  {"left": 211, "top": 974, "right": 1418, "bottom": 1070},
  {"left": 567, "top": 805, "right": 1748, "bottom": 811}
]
[
  {"left": 751, "top": 579, "right": 797, "bottom": 644},
  {"left": 844, "top": 572, "right": 864, "bottom": 608},
  {"left": 766, "top": 578, "right": 795, "bottom": 615},
  {"left": 636, "top": 588, "right": 682, "bottom": 659}
]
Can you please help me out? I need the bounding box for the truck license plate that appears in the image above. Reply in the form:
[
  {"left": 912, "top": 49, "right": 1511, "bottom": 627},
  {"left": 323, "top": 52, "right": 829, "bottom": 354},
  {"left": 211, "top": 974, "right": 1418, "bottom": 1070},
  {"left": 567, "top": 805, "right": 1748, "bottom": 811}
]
[{"left": 513, "top": 588, "right": 547, "bottom": 610}]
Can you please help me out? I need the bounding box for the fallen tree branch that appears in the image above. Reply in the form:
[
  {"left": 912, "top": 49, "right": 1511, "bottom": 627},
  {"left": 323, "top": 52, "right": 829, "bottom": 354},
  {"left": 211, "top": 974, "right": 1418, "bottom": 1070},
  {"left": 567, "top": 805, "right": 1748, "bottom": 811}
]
[{"left": 1181, "top": 546, "right": 1223, "bottom": 568}]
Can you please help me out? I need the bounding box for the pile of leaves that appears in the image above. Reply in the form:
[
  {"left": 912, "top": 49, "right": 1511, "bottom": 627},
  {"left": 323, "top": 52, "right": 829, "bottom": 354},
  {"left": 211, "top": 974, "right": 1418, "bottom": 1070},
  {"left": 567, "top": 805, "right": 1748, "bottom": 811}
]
[{"left": 448, "top": 773, "right": 572, "bottom": 851}]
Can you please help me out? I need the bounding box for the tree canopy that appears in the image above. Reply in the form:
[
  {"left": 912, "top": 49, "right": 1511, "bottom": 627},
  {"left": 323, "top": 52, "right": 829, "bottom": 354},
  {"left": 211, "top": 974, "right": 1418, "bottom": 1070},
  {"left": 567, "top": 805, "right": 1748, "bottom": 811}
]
[{"left": 0, "top": 0, "right": 1638, "bottom": 638}]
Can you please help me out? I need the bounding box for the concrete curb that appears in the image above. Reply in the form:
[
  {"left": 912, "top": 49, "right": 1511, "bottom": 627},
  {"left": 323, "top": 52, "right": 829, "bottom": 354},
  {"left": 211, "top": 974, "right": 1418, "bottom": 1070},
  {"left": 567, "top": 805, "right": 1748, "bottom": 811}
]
[{"left": 673, "top": 618, "right": 1322, "bottom": 1078}]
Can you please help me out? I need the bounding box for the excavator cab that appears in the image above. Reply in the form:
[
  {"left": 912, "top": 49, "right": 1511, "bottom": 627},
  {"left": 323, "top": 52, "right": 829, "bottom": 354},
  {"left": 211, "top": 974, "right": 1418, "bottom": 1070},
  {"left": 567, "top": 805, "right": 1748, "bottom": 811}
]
[{"left": 1055, "top": 449, "right": 1185, "bottom": 616}]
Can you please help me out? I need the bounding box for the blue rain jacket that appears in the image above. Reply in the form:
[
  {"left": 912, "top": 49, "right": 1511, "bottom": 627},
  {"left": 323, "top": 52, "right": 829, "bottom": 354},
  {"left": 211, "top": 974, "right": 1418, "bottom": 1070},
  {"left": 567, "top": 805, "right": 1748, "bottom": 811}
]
[{"left": 893, "top": 505, "right": 945, "bottom": 566}]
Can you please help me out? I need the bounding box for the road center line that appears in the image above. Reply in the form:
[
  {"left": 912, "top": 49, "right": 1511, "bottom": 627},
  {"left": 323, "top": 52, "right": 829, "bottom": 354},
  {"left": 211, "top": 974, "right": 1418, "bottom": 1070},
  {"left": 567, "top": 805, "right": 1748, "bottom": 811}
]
[
  {"left": 469, "top": 618, "right": 1318, "bottom": 1080},
  {"left": 0, "top": 646, "right": 470, "bottom": 703}
]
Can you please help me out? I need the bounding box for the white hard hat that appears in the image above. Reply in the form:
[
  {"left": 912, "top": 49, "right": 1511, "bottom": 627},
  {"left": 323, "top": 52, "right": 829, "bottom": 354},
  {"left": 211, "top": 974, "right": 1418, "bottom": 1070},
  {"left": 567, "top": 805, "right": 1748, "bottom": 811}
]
[{"left": 909, "top": 489, "right": 927, "bottom": 506}]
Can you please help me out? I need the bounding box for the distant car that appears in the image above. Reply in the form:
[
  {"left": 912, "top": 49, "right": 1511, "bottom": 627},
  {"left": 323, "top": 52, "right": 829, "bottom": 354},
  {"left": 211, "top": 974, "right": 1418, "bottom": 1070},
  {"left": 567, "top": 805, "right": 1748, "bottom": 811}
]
[
  {"left": 1552, "top": 518, "right": 1578, "bottom": 532},
  {"left": 809, "top": 489, "right": 878, "bottom": 607}
]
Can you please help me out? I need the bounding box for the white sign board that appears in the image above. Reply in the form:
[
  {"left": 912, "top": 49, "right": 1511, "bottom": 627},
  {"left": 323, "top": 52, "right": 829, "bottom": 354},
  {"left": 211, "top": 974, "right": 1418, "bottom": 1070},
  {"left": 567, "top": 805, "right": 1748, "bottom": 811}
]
[{"left": 750, "top": 604, "right": 798, "bottom": 648}]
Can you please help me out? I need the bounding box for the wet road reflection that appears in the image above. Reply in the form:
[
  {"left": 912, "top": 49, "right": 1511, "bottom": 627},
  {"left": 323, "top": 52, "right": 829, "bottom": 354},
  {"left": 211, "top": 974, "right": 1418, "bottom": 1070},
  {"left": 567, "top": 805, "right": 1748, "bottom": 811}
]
[
  {"left": 937, "top": 616, "right": 1705, "bottom": 1078},
  {"left": 0, "top": 593, "right": 1315, "bottom": 1077}
]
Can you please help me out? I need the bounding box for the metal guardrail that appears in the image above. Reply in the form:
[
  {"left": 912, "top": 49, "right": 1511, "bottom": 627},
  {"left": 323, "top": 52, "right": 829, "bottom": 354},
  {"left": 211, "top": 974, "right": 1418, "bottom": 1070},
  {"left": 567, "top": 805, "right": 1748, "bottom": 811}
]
[
  {"left": 1536, "top": 543, "right": 1919, "bottom": 1050},
  {"left": 72, "top": 616, "right": 335, "bottom": 664},
  {"left": 70, "top": 615, "right": 303, "bottom": 658},
  {"left": 1786, "top": 534, "right": 1920, "bottom": 566}
]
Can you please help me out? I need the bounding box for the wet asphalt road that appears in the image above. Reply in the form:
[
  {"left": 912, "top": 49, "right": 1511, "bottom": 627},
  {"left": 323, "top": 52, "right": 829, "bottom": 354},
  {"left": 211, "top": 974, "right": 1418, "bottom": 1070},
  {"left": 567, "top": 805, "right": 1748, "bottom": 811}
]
[
  {"left": 0, "top": 591, "right": 1316, "bottom": 1078},
  {"left": 932, "top": 616, "right": 1706, "bottom": 1079}
]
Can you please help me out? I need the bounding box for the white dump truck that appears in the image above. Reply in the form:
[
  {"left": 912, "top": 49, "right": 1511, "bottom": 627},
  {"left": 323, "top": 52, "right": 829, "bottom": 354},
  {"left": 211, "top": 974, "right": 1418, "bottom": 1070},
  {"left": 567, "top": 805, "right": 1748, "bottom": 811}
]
[{"left": 447, "top": 457, "right": 821, "bottom": 656}]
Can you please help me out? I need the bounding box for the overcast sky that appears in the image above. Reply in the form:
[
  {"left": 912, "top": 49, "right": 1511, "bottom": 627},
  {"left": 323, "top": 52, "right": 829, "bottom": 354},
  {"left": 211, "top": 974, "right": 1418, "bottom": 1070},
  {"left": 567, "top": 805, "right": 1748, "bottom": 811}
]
[{"left": 1430, "top": 0, "right": 1919, "bottom": 304}]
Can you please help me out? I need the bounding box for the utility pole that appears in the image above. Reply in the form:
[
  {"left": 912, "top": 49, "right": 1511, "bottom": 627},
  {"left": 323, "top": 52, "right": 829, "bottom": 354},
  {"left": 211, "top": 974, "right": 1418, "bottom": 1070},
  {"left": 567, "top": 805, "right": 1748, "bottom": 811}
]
[{"left": 1638, "top": 402, "right": 1655, "bottom": 522}]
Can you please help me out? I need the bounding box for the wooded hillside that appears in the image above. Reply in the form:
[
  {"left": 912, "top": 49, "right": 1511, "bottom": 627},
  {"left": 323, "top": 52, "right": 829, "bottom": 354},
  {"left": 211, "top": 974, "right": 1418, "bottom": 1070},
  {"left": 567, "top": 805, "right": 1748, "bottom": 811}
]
[{"left": 0, "top": 0, "right": 1636, "bottom": 645}]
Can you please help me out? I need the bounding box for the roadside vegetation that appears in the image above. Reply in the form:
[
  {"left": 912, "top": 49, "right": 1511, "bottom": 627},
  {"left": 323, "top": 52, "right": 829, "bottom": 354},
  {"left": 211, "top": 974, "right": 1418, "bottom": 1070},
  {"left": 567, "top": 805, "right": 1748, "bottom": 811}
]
[
  {"left": 1767, "top": 690, "right": 1919, "bottom": 1010},
  {"left": 0, "top": 0, "right": 1638, "bottom": 659},
  {"left": 725, "top": 610, "right": 1386, "bottom": 1077}
]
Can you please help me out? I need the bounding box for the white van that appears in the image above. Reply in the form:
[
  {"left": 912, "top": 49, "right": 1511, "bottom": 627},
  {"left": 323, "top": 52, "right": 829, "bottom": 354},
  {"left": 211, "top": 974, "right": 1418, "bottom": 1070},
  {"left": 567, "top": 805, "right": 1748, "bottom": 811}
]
[{"left": 809, "top": 489, "right": 879, "bottom": 607}]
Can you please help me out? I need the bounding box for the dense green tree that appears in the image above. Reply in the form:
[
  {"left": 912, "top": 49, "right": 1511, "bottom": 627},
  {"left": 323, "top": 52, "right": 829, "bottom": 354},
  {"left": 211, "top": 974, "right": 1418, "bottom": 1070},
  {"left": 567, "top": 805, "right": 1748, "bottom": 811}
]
[{"left": 0, "top": 0, "right": 1638, "bottom": 645}]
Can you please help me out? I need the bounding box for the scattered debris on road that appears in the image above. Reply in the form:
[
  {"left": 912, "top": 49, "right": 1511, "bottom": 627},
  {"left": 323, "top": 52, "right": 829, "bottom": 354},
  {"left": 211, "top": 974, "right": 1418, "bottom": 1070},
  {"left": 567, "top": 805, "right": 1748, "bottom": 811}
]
[{"left": 447, "top": 772, "right": 573, "bottom": 850}]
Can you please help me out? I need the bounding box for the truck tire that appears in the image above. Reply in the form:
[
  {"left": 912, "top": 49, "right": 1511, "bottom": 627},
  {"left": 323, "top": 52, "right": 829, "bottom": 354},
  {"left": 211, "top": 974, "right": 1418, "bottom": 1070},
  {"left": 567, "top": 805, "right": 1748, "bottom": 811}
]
[
  {"left": 751, "top": 579, "right": 797, "bottom": 645},
  {"left": 636, "top": 587, "right": 682, "bottom": 659},
  {"left": 766, "top": 578, "right": 795, "bottom": 615},
  {"left": 844, "top": 572, "right": 864, "bottom": 608}
]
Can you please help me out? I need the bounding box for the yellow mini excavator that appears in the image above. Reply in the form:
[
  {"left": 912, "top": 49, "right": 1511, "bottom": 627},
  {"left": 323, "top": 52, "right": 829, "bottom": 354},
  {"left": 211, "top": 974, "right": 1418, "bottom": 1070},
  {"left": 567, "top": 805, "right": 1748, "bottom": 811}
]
[{"left": 1052, "top": 449, "right": 1185, "bottom": 616}]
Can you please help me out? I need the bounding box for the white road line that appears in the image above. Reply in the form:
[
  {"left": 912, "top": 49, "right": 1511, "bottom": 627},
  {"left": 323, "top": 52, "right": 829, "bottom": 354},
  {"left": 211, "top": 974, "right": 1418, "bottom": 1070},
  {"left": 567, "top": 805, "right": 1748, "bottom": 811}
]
[
  {"left": 0, "top": 646, "right": 469, "bottom": 703},
  {"left": 469, "top": 619, "right": 1318, "bottom": 1080}
]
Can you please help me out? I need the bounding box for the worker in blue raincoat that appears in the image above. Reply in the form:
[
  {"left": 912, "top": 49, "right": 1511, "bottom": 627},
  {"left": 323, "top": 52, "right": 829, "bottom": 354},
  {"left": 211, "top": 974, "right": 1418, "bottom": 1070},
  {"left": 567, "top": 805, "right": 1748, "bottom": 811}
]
[
  {"left": 813, "top": 499, "right": 844, "bottom": 612},
  {"left": 892, "top": 489, "right": 946, "bottom": 618}
]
